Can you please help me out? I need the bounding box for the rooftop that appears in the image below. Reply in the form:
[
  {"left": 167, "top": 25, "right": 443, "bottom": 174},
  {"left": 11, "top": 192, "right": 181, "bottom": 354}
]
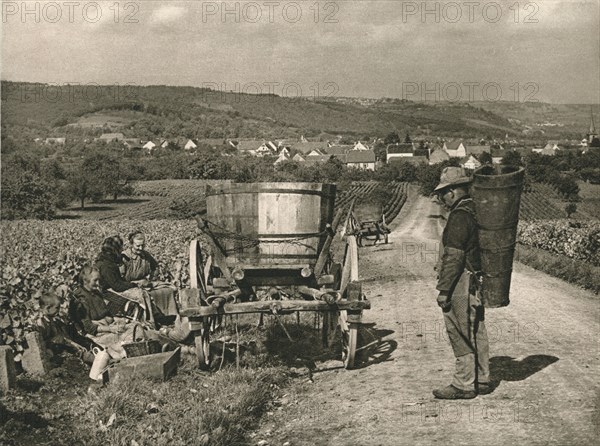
[{"left": 346, "top": 150, "right": 376, "bottom": 163}]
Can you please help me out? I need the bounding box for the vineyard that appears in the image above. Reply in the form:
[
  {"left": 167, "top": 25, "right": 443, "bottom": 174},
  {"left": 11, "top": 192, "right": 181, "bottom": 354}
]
[
  {"left": 519, "top": 182, "right": 600, "bottom": 221},
  {"left": 519, "top": 186, "right": 563, "bottom": 220},
  {"left": 335, "top": 181, "right": 409, "bottom": 224}
]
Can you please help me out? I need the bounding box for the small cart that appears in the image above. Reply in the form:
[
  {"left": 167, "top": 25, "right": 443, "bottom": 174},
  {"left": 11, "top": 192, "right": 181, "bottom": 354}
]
[
  {"left": 349, "top": 202, "right": 390, "bottom": 247},
  {"left": 180, "top": 183, "right": 370, "bottom": 370}
]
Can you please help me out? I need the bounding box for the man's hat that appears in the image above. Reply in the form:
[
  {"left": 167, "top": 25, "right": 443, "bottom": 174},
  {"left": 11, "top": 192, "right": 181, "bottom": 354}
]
[{"left": 434, "top": 166, "right": 472, "bottom": 193}]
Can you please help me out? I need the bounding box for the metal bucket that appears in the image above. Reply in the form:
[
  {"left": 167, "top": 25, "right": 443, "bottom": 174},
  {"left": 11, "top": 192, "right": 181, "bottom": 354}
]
[{"left": 471, "top": 165, "right": 525, "bottom": 308}]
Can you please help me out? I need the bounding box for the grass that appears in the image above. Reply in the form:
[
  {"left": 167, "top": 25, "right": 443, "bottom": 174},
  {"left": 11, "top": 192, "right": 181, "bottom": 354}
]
[
  {"left": 72, "top": 361, "right": 289, "bottom": 446},
  {"left": 516, "top": 243, "right": 600, "bottom": 294},
  {"left": 576, "top": 181, "right": 600, "bottom": 220},
  {"left": 1, "top": 313, "right": 343, "bottom": 446}
]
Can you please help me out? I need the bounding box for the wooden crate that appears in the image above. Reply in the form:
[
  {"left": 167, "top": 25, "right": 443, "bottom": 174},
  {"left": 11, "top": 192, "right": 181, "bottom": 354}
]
[{"left": 105, "top": 347, "right": 181, "bottom": 383}]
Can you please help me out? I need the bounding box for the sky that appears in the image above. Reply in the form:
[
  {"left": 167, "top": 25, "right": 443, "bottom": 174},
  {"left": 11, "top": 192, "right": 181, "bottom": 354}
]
[{"left": 1, "top": 0, "right": 599, "bottom": 104}]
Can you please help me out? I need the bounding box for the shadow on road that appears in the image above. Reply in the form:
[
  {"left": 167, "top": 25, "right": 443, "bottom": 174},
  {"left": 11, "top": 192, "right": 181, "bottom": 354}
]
[
  {"left": 356, "top": 325, "right": 397, "bottom": 369},
  {"left": 427, "top": 214, "right": 446, "bottom": 220},
  {"left": 490, "top": 354, "right": 559, "bottom": 382}
]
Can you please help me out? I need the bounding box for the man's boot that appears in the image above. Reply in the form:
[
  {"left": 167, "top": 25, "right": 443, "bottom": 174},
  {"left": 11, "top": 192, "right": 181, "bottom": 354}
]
[{"left": 433, "top": 385, "right": 476, "bottom": 399}]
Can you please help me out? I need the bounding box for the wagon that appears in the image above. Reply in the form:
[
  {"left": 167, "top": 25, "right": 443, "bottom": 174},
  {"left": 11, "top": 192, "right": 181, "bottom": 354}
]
[
  {"left": 349, "top": 202, "right": 390, "bottom": 247},
  {"left": 179, "top": 183, "right": 370, "bottom": 370}
]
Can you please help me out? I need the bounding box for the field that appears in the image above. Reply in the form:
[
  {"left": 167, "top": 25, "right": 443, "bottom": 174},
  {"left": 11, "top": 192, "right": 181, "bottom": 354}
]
[
  {"left": 0, "top": 220, "right": 199, "bottom": 354},
  {"left": 58, "top": 180, "right": 410, "bottom": 224},
  {"left": 58, "top": 180, "right": 222, "bottom": 220},
  {"left": 577, "top": 181, "right": 600, "bottom": 219},
  {"left": 519, "top": 184, "right": 563, "bottom": 220},
  {"left": 68, "top": 111, "right": 143, "bottom": 128}
]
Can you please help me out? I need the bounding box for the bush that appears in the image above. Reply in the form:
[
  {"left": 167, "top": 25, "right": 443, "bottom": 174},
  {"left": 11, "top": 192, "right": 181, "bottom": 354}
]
[
  {"left": 555, "top": 175, "right": 580, "bottom": 200},
  {"left": 518, "top": 220, "right": 600, "bottom": 266},
  {"left": 579, "top": 168, "right": 600, "bottom": 184},
  {"left": 415, "top": 159, "right": 460, "bottom": 196},
  {"left": 516, "top": 243, "right": 600, "bottom": 294},
  {"left": 565, "top": 203, "right": 577, "bottom": 218},
  {"left": 0, "top": 170, "right": 58, "bottom": 220}
]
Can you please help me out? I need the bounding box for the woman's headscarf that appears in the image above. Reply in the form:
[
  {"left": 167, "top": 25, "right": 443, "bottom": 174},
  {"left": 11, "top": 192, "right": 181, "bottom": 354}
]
[{"left": 99, "top": 235, "right": 124, "bottom": 261}]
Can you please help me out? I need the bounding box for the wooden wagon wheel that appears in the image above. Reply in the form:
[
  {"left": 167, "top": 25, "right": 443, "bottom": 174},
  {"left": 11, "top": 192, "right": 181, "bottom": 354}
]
[
  {"left": 357, "top": 234, "right": 364, "bottom": 247},
  {"left": 189, "top": 240, "right": 211, "bottom": 370},
  {"left": 189, "top": 239, "right": 208, "bottom": 293},
  {"left": 194, "top": 318, "right": 211, "bottom": 371},
  {"left": 340, "top": 235, "right": 360, "bottom": 369},
  {"left": 342, "top": 323, "right": 358, "bottom": 369}
]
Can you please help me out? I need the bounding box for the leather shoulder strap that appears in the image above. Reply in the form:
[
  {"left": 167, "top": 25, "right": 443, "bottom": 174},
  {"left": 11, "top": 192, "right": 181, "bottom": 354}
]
[{"left": 451, "top": 198, "right": 477, "bottom": 221}]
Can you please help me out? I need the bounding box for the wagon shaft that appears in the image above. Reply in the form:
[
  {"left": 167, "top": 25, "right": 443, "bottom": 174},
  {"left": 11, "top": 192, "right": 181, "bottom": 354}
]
[{"left": 183, "top": 299, "right": 370, "bottom": 320}]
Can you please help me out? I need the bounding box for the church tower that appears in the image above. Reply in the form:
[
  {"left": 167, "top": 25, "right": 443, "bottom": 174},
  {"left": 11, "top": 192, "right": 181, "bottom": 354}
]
[{"left": 587, "top": 108, "right": 599, "bottom": 147}]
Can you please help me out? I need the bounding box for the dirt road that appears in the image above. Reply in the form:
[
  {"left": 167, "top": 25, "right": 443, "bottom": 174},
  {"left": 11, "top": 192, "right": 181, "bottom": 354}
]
[{"left": 256, "top": 187, "right": 599, "bottom": 446}]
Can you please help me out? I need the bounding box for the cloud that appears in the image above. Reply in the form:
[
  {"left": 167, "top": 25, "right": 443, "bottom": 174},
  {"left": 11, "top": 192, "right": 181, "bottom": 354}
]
[{"left": 149, "top": 5, "right": 186, "bottom": 25}]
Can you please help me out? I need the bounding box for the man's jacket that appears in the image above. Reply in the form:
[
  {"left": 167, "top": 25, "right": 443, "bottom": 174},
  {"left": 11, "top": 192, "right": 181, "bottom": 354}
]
[{"left": 436, "top": 196, "right": 482, "bottom": 294}]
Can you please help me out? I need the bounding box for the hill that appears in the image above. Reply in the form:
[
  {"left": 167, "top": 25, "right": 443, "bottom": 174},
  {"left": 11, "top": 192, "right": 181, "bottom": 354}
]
[
  {"left": 0, "top": 81, "right": 537, "bottom": 142},
  {"left": 469, "top": 101, "right": 599, "bottom": 139}
]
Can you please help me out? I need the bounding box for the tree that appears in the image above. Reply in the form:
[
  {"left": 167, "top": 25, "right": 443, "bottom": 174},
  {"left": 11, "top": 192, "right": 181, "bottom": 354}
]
[
  {"left": 501, "top": 151, "right": 522, "bottom": 167},
  {"left": 416, "top": 164, "right": 442, "bottom": 196},
  {"left": 375, "top": 163, "right": 399, "bottom": 182},
  {"left": 415, "top": 159, "right": 460, "bottom": 196},
  {"left": 396, "top": 161, "right": 417, "bottom": 182},
  {"left": 479, "top": 152, "right": 493, "bottom": 164},
  {"left": 81, "top": 152, "right": 131, "bottom": 201},
  {"left": 384, "top": 132, "right": 400, "bottom": 146},
  {"left": 318, "top": 156, "right": 345, "bottom": 182},
  {"left": 580, "top": 168, "right": 600, "bottom": 184},
  {"left": 373, "top": 141, "right": 387, "bottom": 162},
  {"left": 65, "top": 151, "right": 135, "bottom": 208},
  {"left": 65, "top": 168, "right": 103, "bottom": 209},
  {"left": 565, "top": 203, "right": 577, "bottom": 218},
  {"left": 555, "top": 175, "right": 580, "bottom": 200},
  {"left": 189, "top": 152, "right": 231, "bottom": 179},
  {"left": 404, "top": 132, "right": 412, "bottom": 144},
  {"left": 166, "top": 141, "right": 181, "bottom": 151}
]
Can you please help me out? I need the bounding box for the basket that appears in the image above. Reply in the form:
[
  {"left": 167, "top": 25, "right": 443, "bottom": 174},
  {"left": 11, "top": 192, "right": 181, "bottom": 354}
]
[{"left": 122, "top": 324, "right": 161, "bottom": 358}]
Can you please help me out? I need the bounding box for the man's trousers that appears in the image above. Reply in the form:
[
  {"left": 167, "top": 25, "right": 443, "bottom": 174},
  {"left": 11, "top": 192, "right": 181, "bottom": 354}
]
[{"left": 443, "top": 270, "right": 490, "bottom": 391}]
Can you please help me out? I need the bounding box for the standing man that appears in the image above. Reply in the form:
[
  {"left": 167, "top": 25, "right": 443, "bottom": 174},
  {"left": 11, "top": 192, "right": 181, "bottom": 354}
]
[{"left": 433, "top": 167, "right": 492, "bottom": 399}]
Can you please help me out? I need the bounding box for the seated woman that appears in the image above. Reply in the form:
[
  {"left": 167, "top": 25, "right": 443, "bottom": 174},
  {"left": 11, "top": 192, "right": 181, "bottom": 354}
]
[
  {"left": 95, "top": 235, "right": 137, "bottom": 293},
  {"left": 73, "top": 265, "right": 136, "bottom": 360},
  {"left": 94, "top": 235, "right": 156, "bottom": 322},
  {"left": 122, "top": 231, "right": 178, "bottom": 319}
]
